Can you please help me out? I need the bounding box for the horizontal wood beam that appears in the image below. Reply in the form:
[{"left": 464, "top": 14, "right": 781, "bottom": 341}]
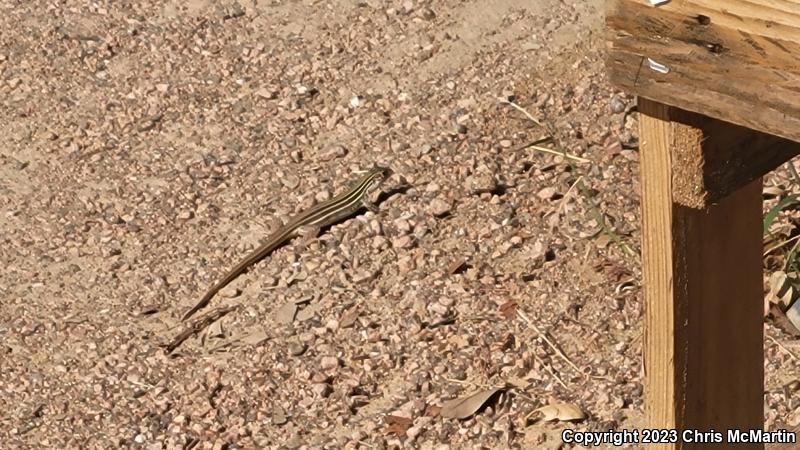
[
  {"left": 648, "top": 103, "right": 800, "bottom": 208},
  {"left": 607, "top": 0, "right": 800, "bottom": 144}
]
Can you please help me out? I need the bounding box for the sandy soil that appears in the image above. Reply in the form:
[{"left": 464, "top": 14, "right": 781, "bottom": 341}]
[{"left": 1, "top": 1, "right": 798, "bottom": 449}]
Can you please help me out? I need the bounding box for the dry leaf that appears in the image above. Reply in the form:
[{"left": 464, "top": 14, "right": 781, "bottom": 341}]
[
  {"left": 764, "top": 185, "right": 786, "bottom": 198},
  {"left": 594, "top": 233, "right": 612, "bottom": 249},
  {"left": 769, "top": 271, "right": 794, "bottom": 310},
  {"left": 424, "top": 404, "right": 442, "bottom": 417},
  {"left": 384, "top": 414, "right": 413, "bottom": 436},
  {"left": 499, "top": 300, "right": 517, "bottom": 319},
  {"left": 275, "top": 302, "right": 298, "bottom": 324},
  {"left": 447, "top": 258, "right": 468, "bottom": 275},
  {"left": 769, "top": 303, "right": 800, "bottom": 337},
  {"left": 441, "top": 387, "right": 503, "bottom": 419},
  {"left": 533, "top": 402, "right": 586, "bottom": 422},
  {"left": 594, "top": 259, "right": 632, "bottom": 282}
]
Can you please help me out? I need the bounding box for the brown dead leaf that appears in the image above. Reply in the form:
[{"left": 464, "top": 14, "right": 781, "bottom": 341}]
[
  {"left": 447, "top": 257, "right": 469, "bottom": 275},
  {"left": 440, "top": 387, "right": 504, "bottom": 419},
  {"left": 499, "top": 300, "right": 518, "bottom": 319},
  {"left": 384, "top": 414, "right": 413, "bottom": 437},
  {"left": 594, "top": 233, "right": 612, "bottom": 249},
  {"left": 593, "top": 260, "right": 632, "bottom": 282},
  {"left": 768, "top": 303, "right": 800, "bottom": 337},
  {"left": 424, "top": 404, "right": 442, "bottom": 417},
  {"left": 533, "top": 402, "right": 586, "bottom": 422}
]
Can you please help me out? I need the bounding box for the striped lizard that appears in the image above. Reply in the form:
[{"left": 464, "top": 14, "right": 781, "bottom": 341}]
[{"left": 182, "top": 166, "right": 392, "bottom": 321}]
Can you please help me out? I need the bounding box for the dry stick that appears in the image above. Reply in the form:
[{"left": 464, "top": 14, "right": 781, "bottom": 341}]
[
  {"left": 527, "top": 144, "right": 591, "bottom": 164},
  {"left": 557, "top": 175, "right": 584, "bottom": 215},
  {"left": 545, "top": 126, "right": 633, "bottom": 257},
  {"left": 767, "top": 334, "right": 799, "bottom": 361},
  {"left": 496, "top": 97, "right": 543, "bottom": 126},
  {"left": 164, "top": 305, "right": 238, "bottom": 354},
  {"left": 533, "top": 353, "right": 569, "bottom": 389},
  {"left": 500, "top": 98, "right": 627, "bottom": 258},
  {"left": 516, "top": 309, "right": 584, "bottom": 377},
  {"left": 512, "top": 136, "right": 553, "bottom": 153}
]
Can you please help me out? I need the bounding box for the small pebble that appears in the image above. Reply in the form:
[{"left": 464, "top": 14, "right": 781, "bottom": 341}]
[
  {"left": 289, "top": 342, "right": 308, "bottom": 357},
  {"left": 609, "top": 94, "right": 627, "bottom": 114},
  {"left": 320, "top": 356, "right": 340, "bottom": 370},
  {"left": 429, "top": 197, "right": 452, "bottom": 217}
]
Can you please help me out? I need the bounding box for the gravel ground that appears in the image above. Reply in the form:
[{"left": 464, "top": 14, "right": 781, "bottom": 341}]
[{"left": 1, "top": 1, "right": 798, "bottom": 449}]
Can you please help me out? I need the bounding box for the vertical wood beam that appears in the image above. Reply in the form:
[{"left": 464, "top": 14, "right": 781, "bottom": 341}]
[{"left": 639, "top": 97, "right": 764, "bottom": 449}]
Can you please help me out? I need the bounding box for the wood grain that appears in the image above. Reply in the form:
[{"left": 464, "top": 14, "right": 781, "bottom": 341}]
[
  {"left": 646, "top": 103, "right": 799, "bottom": 208},
  {"left": 640, "top": 98, "right": 764, "bottom": 449},
  {"left": 608, "top": 0, "right": 800, "bottom": 143}
]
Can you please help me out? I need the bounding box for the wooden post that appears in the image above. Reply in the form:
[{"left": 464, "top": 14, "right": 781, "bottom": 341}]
[{"left": 639, "top": 98, "right": 764, "bottom": 449}]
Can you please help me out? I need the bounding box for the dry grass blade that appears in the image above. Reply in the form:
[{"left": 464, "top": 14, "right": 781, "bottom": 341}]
[
  {"left": 534, "top": 353, "right": 568, "bottom": 389},
  {"left": 164, "top": 305, "right": 238, "bottom": 354},
  {"left": 496, "top": 97, "right": 542, "bottom": 126},
  {"left": 767, "top": 334, "right": 799, "bottom": 361},
  {"left": 764, "top": 234, "right": 800, "bottom": 257},
  {"left": 527, "top": 144, "right": 591, "bottom": 164},
  {"left": 558, "top": 175, "right": 584, "bottom": 215},
  {"left": 516, "top": 309, "right": 583, "bottom": 378}
]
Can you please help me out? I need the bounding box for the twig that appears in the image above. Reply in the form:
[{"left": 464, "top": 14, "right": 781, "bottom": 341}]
[
  {"left": 767, "top": 334, "right": 799, "bottom": 361},
  {"left": 557, "top": 175, "right": 584, "bottom": 215},
  {"left": 164, "top": 306, "right": 238, "bottom": 354},
  {"left": 516, "top": 309, "right": 583, "bottom": 377},
  {"left": 533, "top": 353, "right": 568, "bottom": 389},
  {"left": 505, "top": 388, "right": 540, "bottom": 406},
  {"left": 527, "top": 144, "right": 591, "bottom": 164},
  {"left": 512, "top": 136, "right": 553, "bottom": 152},
  {"left": 496, "top": 97, "right": 543, "bottom": 126}
]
